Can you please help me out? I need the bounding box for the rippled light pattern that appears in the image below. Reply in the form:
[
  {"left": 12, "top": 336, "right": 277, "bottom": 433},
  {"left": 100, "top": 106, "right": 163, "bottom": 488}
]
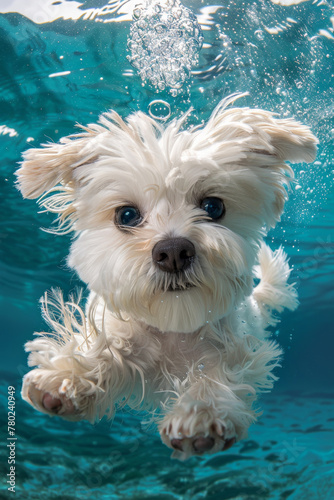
[{"left": 127, "top": 0, "right": 203, "bottom": 95}]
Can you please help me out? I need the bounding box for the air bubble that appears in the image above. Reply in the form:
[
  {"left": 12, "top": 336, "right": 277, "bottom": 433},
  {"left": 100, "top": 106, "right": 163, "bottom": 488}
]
[
  {"left": 180, "top": 20, "right": 194, "bottom": 34},
  {"left": 137, "top": 19, "right": 147, "bottom": 30},
  {"left": 127, "top": 0, "right": 202, "bottom": 95},
  {"left": 155, "top": 23, "right": 167, "bottom": 34},
  {"left": 254, "top": 29, "right": 264, "bottom": 40},
  {"left": 133, "top": 7, "right": 142, "bottom": 19}
]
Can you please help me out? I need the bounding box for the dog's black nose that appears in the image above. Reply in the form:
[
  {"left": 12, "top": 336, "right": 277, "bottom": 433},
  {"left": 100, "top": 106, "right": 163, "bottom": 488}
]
[{"left": 152, "top": 238, "right": 196, "bottom": 273}]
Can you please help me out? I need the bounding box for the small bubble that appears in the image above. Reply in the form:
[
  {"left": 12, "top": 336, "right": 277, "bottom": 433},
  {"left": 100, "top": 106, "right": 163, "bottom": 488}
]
[
  {"left": 180, "top": 20, "right": 193, "bottom": 34},
  {"left": 137, "top": 19, "right": 147, "bottom": 30},
  {"left": 155, "top": 23, "right": 167, "bottom": 34},
  {"left": 148, "top": 100, "right": 171, "bottom": 121},
  {"left": 133, "top": 7, "right": 142, "bottom": 19},
  {"left": 254, "top": 29, "right": 264, "bottom": 40}
]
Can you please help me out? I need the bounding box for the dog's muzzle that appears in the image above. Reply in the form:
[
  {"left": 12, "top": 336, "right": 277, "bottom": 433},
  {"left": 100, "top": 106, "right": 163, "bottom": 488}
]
[{"left": 152, "top": 237, "right": 196, "bottom": 274}]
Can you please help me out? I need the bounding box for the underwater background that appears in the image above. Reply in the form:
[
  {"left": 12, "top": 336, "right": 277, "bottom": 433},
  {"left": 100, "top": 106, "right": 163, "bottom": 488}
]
[{"left": 0, "top": 0, "right": 333, "bottom": 498}]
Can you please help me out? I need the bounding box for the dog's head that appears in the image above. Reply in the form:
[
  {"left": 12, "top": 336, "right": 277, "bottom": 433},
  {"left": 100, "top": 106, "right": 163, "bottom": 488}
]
[{"left": 17, "top": 95, "right": 317, "bottom": 333}]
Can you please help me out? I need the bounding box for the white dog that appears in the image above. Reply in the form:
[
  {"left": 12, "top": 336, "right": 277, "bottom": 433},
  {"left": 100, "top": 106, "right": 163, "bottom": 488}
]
[{"left": 17, "top": 94, "right": 317, "bottom": 460}]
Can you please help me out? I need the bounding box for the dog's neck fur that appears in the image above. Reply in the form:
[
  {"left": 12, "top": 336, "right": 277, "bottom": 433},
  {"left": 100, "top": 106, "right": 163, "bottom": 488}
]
[{"left": 136, "top": 318, "right": 203, "bottom": 337}]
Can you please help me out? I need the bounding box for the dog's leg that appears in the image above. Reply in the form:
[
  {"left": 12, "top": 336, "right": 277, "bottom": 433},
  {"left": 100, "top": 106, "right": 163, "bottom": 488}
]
[
  {"left": 159, "top": 384, "right": 248, "bottom": 460},
  {"left": 159, "top": 334, "right": 282, "bottom": 460},
  {"left": 21, "top": 291, "right": 136, "bottom": 423},
  {"left": 21, "top": 337, "right": 135, "bottom": 423}
]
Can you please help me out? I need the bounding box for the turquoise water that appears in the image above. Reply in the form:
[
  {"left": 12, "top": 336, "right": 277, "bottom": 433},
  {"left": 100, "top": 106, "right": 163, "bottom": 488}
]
[{"left": 0, "top": 0, "right": 333, "bottom": 498}]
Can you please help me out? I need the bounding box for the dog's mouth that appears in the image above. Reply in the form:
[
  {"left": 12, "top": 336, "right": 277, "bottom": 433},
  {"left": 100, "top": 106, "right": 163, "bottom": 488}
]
[
  {"left": 167, "top": 282, "right": 194, "bottom": 292},
  {"left": 153, "top": 269, "right": 199, "bottom": 294}
]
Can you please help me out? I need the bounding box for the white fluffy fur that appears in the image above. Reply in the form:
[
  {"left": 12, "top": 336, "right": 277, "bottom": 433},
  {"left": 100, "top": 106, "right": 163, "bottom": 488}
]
[{"left": 17, "top": 94, "right": 317, "bottom": 460}]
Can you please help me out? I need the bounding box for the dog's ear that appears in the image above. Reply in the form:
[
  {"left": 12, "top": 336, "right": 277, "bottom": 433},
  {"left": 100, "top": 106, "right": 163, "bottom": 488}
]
[
  {"left": 16, "top": 116, "right": 121, "bottom": 233},
  {"left": 199, "top": 96, "right": 318, "bottom": 166},
  {"left": 16, "top": 131, "right": 99, "bottom": 200},
  {"left": 16, "top": 109, "right": 156, "bottom": 201},
  {"left": 245, "top": 113, "right": 318, "bottom": 164}
]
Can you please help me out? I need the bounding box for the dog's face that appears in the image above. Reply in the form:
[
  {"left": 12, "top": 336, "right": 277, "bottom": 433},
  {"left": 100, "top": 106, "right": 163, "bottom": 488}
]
[{"left": 17, "top": 95, "right": 317, "bottom": 333}]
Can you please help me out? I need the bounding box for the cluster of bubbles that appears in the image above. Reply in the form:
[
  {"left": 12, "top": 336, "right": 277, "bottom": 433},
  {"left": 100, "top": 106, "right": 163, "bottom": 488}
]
[{"left": 127, "top": 0, "right": 203, "bottom": 96}]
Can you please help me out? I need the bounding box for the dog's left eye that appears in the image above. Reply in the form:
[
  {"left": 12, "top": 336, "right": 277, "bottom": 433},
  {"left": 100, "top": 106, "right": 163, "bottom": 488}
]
[
  {"left": 115, "top": 206, "right": 142, "bottom": 227},
  {"left": 200, "top": 197, "right": 225, "bottom": 220}
]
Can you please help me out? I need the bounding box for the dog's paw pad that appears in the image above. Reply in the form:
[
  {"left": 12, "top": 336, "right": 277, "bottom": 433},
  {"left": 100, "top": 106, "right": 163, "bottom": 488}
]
[
  {"left": 22, "top": 371, "right": 79, "bottom": 418},
  {"left": 193, "top": 436, "right": 215, "bottom": 452},
  {"left": 169, "top": 433, "right": 236, "bottom": 459},
  {"left": 160, "top": 405, "right": 237, "bottom": 459},
  {"left": 42, "top": 393, "right": 62, "bottom": 412},
  {"left": 170, "top": 438, "right": 184, "bottom": 451},
  {"left": 223, "top": 437, "right": 236, "bottom": 451},
  {"left": 41, "top": 392, "right": 75, "bottom": 415}
]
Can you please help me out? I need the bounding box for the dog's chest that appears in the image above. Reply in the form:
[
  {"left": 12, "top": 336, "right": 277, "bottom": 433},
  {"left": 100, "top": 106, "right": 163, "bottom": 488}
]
[{"left": 151, "top": 330, "right": 222, "bottom": 378}]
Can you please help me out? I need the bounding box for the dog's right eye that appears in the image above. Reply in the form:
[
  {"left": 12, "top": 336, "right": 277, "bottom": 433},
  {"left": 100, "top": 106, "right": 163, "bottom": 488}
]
[
  {"left": 200, "top": 197, "right": 225, "bottom": 221},
  {"left": 115, "top": 206, "right": 142, "bottom": 228}
]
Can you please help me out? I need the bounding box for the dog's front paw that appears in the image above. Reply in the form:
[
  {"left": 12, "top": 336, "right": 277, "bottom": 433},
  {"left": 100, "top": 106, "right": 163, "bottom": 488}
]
[
  {"left": 159, "top": 401, "right": 236, "bottom": 460},
  {"left": 22, "top": 369, "right": 85, "bottom": 421}
]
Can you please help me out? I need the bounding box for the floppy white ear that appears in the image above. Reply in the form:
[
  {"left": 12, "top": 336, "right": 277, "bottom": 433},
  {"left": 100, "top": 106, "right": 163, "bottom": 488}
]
[
  {"left": 199, "top": 94, "right": 318, "bottom": 165},
  {"left": 16, "top": 108, "right": 156, "bottom": 201},
  {"left": 16, "top": 132, "right": 99, "bottom": 200},
  {"left": 249, "top": 113, "right": 317, "bottom": 163}
]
